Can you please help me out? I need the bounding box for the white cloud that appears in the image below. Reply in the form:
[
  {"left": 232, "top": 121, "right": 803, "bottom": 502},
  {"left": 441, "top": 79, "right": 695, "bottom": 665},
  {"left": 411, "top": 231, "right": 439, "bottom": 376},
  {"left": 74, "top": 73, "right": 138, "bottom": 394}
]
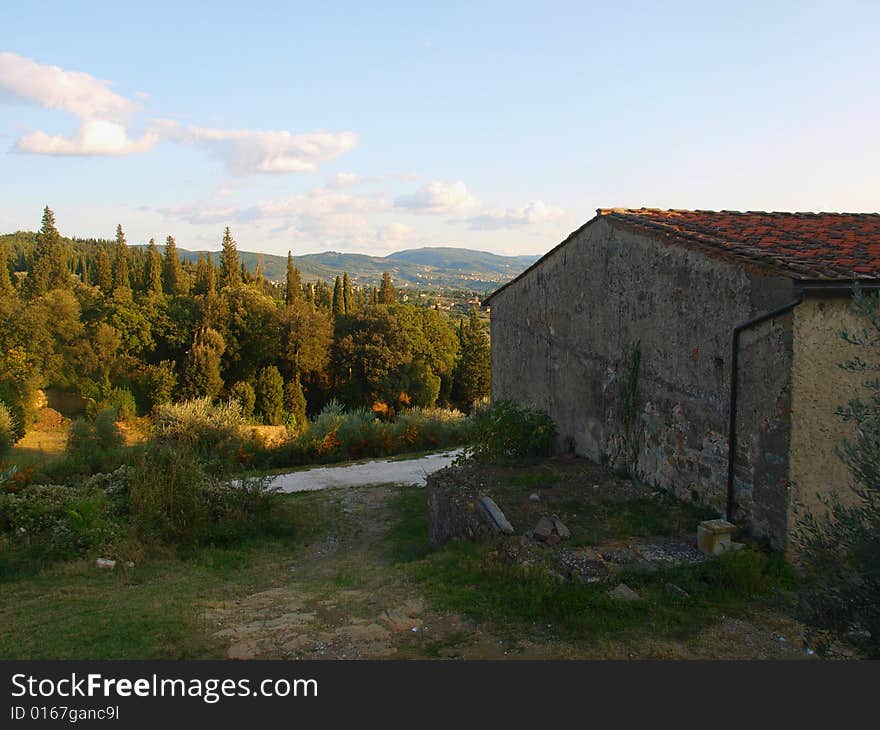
[
  {"left": 394, "top": 180, "right": 480, "bottom": 215},
  {"left": 156, "top": 120, "right": 358, "bottom": 176},
  {"left": 0, "top": 51, "right": 157, "bottom": 156},
  {"left": 467, "top": 200, "right": 566, "bottom": 229},
  {"left": 326, "top": 171, "right": 383, "bottom": 189}
]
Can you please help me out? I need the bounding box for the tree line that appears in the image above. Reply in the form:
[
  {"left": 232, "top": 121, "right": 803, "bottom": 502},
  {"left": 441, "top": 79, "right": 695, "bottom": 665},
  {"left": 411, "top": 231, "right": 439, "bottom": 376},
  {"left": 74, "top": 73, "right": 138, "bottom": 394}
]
[{"left": 0, "top": 207, "right": 490, "bottom": 441}]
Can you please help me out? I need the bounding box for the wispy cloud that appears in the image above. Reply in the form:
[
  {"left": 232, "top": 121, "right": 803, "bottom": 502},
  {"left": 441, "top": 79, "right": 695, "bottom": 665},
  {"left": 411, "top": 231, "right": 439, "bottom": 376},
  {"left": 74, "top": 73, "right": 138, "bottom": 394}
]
[
  {"left": 0, "top": 51, "right": 158, "bottom": 156},
  {"left": 154, "top": 120, "right": 358, "bottom": 176},
  {"left": 467, "top": 200, "right": 566, "bottom": 229},
  {"left": 326, "top": 171, "right": 383, "bottom": 189},
  {"left": 394, "top": 180, "right": 480, "bottom": 216}
]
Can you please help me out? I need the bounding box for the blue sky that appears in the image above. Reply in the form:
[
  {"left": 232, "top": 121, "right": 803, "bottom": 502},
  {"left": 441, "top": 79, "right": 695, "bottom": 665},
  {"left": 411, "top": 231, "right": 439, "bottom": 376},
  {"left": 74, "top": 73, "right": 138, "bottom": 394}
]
[{"left": 1, "top": 1, "right": 878, "bottom": 257}]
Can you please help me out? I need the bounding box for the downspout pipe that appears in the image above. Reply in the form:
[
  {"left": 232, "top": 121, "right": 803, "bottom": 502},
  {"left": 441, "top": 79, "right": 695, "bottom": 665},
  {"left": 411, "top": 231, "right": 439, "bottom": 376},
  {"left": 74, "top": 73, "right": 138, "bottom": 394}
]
[{"left": 725, "top": 292, "right": 804, "bottom": 522}]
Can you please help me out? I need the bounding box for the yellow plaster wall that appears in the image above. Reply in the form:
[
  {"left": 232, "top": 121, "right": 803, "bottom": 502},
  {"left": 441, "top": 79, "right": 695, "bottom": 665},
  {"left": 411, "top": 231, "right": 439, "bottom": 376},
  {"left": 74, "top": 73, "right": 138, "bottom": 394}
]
[{"left": 790, "top": 297, "right": 867, "bottom": 531}]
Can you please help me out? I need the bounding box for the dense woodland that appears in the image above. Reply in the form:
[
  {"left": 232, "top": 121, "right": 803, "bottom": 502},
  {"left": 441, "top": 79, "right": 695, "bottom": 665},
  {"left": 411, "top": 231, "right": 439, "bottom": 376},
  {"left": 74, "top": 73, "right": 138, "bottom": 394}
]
[{"left": 0, "top": 207, "right": 491, "bottom": 442}]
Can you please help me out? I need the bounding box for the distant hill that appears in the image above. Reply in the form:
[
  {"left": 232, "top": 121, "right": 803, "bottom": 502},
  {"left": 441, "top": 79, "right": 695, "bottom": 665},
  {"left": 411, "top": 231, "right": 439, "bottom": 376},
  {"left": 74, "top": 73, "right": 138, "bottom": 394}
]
[
  {"left": 175, "top": 246, "right": 539, "bottom": 291},
  {"left": 1, "top": 230, "right": 539, "bottom": 291}
]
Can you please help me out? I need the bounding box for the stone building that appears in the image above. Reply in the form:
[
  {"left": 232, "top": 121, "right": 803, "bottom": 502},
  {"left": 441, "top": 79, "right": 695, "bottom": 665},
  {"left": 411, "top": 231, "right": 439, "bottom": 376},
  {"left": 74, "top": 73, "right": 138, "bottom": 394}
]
[{"left": 483, "top": 208, "right": 880, "bottom": 549}]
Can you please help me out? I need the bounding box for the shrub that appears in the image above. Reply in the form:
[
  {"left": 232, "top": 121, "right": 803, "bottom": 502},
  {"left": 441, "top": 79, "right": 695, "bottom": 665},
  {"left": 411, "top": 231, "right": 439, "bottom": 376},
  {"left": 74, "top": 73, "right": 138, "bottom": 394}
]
[
  {"left": 0, "top": 401, "right": 17, "bottom": 454},
  {"left": 0, "top": 479, "right": 124, "bottom": 569},
  {"left": 229, "top": 381, "right": 256, "bottom": 419},
  {"left": 254, "top": 366, "right": 284, "bottom": 425},
  {"left": 794, "top": 288, "right": 880, "bottom": 657},
  {"left": 460, "top": 400, "right": 556, "bottom": 461},
  {"left": 283, "top": 376, "right": 307, "bottom": 434},
  {"left": 128, "top": 443, "right": 276, "bottom": 547},
  {"left": 103, "top": 386, "right": 137, "bottom": 421},
  {"left": 152, "top": 398, "right": 247, "bottom": 463},
  {"left": 61, "top": 409, "right": 125, "bottom": 476}
]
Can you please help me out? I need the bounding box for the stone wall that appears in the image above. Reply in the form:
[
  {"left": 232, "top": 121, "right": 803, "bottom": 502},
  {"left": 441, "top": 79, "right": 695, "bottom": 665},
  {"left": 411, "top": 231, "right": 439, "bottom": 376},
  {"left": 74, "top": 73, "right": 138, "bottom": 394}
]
[{"left": 489, "top": 217, "right": 797, "bottom": 546}]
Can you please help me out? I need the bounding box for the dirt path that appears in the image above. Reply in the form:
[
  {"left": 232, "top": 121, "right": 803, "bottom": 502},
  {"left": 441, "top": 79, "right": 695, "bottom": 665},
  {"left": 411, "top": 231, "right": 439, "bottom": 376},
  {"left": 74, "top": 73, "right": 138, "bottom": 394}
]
[
  {"left": 199, "top": 484, "right": 812, "bottom": 660},
  {"left": 267, "top": 450, "right": 463, "bottom": 493}
]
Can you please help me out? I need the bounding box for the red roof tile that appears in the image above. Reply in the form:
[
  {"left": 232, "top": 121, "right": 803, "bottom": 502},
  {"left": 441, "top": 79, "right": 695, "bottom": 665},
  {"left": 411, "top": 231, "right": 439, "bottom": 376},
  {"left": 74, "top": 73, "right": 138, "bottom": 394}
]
[{"left": 600, "top": 208, "right": 880, "bottom": 280}]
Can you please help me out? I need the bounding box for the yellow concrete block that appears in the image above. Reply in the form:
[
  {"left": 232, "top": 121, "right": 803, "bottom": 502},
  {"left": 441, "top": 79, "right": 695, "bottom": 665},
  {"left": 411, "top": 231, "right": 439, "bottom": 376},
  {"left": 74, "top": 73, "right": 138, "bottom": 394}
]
[{"left": 697, "top": 519, "right": 737, "bottom": 556}]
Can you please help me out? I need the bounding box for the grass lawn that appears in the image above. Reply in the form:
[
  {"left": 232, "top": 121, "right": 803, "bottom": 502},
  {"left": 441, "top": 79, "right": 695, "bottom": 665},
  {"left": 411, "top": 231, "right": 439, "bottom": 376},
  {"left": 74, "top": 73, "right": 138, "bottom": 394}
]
[{"left": 5, "top": 428, "right": 67, "bottom": 472}]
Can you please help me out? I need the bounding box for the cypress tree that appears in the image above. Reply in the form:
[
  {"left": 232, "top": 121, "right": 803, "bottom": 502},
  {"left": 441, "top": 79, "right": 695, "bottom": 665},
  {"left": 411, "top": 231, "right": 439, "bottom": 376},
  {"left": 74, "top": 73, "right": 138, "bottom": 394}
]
[
  {"left": 78, "top": 253, "right": 89, "bottom": 285},
  {"left": 370, "top": 286, "right": 379, "bottom": 306},
  {"left": 305, "top": 281, "right": 315, "bottom": 305},
  {"left": 254, "top": 366, "right": 284, "bottom": 425},
  {"left": 219, "top": 226, "right": 241, "bottom": 289},
  {"left": 379, "top": 271, "right": 396, "bottom": 304},
  {"left": 179, "top": 327, "right": 225, "bottom": 400},
  {"left": 332, "top": 275, "right": 344, "bottom": 316},
  {"left": 112, "top": 224, "right": 131, "bottom": 294},
  {"left": 0, "top": 245, "right": 14, "bottom": 297},
  {"left": 26, "top": 206, "right": 70, "bottom": 297},
  {"left": 342, "top": 272, "right": 353, "bottom": 313},
  {"left": 283, "top": 375, "right": 308, "bottom": 433},
  {"left": 145, "top": 238, "right": 164, "bottom": 296},
  {"left": 163, "top": 235, "right": 186, "bottom": 295},
  {"left": 95, "top": 246, "right": 113, "bottom": 293},
  {"left": 285, "top": 251, "right": 303, "bottom": 306}
]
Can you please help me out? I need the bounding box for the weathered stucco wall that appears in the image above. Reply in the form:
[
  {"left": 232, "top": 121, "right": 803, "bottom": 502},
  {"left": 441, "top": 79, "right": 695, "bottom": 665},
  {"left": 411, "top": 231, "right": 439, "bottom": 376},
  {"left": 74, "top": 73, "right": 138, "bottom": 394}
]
[
  {"left": 789, "top": 298, "right": 866, "bottom": 534},
  {"left": 489, "top": 218, "right": 797, "bottom": 546}
]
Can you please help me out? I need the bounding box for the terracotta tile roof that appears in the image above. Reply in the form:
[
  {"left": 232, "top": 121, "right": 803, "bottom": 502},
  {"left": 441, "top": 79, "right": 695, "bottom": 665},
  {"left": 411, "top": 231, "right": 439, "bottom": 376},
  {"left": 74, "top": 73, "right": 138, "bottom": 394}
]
[{"left": 600, "top": 208, "right": 880, "bottom": 280}]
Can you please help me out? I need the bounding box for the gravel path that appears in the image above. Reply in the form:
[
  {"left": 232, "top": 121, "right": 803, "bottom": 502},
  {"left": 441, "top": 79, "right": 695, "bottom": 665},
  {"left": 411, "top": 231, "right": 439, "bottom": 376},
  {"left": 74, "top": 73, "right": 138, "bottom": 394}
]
[{"left": 268, "top": 449, "right": 463, "bottom": 493}]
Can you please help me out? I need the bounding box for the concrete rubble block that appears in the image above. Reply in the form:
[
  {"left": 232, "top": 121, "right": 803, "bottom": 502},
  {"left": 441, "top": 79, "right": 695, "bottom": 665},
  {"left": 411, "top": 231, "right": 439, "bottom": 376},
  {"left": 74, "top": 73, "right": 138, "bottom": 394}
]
[
  {"left": 697, "top": 519, "right": 737, "bottom": 556},
  {"left": 529, "top": 493, "right": 541, "bottom": 502},
  {"left": 608, "top": 583, "right": 641, "bottom": 601},
  {"left": 533, "top": 516, "right": 555, "bottom": 541},
  {"left": 95, "top": 558, "right": 116, "bottom": 569},
  {"left": 477, "top": 496, "right": 515, "bottom": 535},
  {"left": 551, "top": 515, "right": 571, "bottom": 540}
]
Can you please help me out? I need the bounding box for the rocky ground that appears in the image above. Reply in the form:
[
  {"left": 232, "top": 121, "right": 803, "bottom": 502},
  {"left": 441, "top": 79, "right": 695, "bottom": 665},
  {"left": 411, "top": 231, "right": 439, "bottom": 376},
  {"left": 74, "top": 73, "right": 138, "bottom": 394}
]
[{"left": 199, "top": 482, "right": 815, "bottom": 660}]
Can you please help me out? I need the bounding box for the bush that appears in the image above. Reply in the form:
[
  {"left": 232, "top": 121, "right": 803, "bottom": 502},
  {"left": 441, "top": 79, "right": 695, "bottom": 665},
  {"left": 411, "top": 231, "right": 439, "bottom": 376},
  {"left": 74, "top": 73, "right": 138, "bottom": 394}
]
[
  {"left": 0, "top": 477, "right": 126, "bottom": 572},
  {"left": 0, "top": 401, "right": 17, "bottom": 454},
  {"left": 794, "top": 288, "right": 880, "bottom": 657},
  {"left": 254, "top": 366, "right": 284, "bottom": 425},
  {"left": 460, "top": 400, "right": 556, "bottom": 461},
  {"left": 229, "top": 381, "right": 256, "bottom": 419},
  {"left": 128, "top": 443, "right": 276, "bottom": 547},
  {"left": 152, "top": 398, "right": 247, "bottom": 463},
  {"left": 103, "top": 386, "right": 137, "bottom": 421},
  {"left": 61, "top": 409, "right": 125, "bottom": 476}
]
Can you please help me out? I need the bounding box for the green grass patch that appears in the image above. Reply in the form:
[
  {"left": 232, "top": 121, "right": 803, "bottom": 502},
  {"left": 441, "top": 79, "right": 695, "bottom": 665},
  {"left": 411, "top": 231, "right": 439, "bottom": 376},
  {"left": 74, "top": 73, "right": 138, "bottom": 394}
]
[{"left": 384, "top": 488, "right": 431, "bottom": 564}]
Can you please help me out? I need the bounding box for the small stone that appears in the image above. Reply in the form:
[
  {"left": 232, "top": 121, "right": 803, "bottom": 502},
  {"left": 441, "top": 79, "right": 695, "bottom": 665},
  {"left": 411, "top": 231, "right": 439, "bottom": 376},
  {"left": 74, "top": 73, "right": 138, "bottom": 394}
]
[
  {"left": 533, "top": 516, "right": 555, "bottom": 541},
  {"left": 608, "top": 583, "right": 640, "bottom": 601},
  {"left": 552, "top": 516, "right": 571, "bottom": 540},
  {"left": 665, "top": 582, "right": 689, "bottom": 598},
  {"left": 731, "top": 542, "right": 746, "bottom": 552},
  {"left": 96, "top": 558, "right": 116, "bottom": 569},
  {"left": 529, "top": 493, "right": 541, "bottom": 502}
]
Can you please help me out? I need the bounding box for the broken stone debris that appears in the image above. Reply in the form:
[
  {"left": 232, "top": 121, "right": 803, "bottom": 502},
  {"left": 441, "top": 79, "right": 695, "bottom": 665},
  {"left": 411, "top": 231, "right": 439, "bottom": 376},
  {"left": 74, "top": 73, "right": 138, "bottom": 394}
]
[
  {"left": 532, "top": 514, "right": 571, "bottom": 542},
  {"left": 477, "top": 496, "right": 515, "bottom": 535},
  {"left": 96, "top": 558, "right": 116, "bottom": 569},
  {"left": 608, "top": 583, "right": 640, "bottom": 601}
]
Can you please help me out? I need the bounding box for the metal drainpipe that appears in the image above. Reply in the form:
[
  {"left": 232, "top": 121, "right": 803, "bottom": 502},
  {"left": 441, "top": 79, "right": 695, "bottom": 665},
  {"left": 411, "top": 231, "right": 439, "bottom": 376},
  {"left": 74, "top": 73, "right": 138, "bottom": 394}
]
[{"left": 725, "top": 292, "right": 804, "bottom": 522}]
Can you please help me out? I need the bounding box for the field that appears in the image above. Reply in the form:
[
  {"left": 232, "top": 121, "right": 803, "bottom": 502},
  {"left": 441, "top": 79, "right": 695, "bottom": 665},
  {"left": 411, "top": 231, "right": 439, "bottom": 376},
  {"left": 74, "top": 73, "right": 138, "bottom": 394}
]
[{"left": 0, "top": 466, "right": 825, "bottom": 660}]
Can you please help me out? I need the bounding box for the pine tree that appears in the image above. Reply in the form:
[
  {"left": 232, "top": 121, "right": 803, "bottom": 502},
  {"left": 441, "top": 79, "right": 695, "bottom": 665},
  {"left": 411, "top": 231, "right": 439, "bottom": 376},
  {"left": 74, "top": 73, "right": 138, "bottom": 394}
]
[
  {"left": 194, "top": 253, "right": 216, "bottom": 297},
  {"left": 95, "top": 246, "right": 113, "bottom": 293},
  {"left": 163, "top": 235, "right": 187, "bottom": 295},
  {"left": 26, "top": 206, "right": 70, "bottom": 297},
  {"left": 219, "top": 227, "right": 241, "bottom": 289},
  {"left": 145, "top": 238, "right": 164, "bottom": 297},
  {"left": 112, "top": 224, "right": 131, "bottom": 294},
  {"left": 379, "top": 271, "right": 396, "bottom": 304},
  {"left": 285, "top": 251, "right": 303, "bottom": 306},
  {"left": 332, "top": 275, "right": 344, "bottom": 317}
]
